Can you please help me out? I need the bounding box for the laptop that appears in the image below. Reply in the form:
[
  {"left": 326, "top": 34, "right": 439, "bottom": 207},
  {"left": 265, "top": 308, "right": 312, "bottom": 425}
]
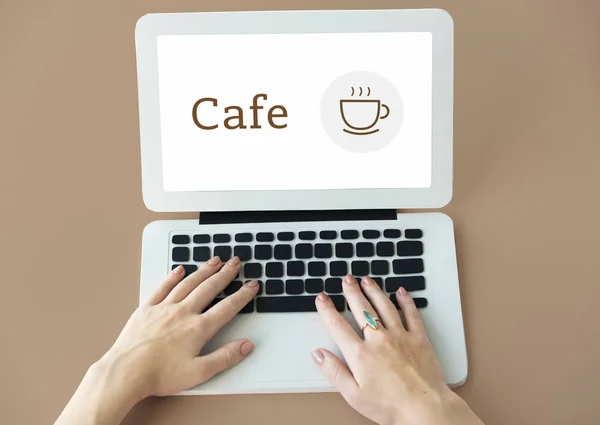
[{"left": 134, "top": 8, "right": 467, "bottom": 395}]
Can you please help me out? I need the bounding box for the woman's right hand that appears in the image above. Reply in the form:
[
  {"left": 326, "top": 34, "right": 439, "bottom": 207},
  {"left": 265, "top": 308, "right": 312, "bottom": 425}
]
[{"left": 312, "top": 275, "right": 484, "bottom": 425}]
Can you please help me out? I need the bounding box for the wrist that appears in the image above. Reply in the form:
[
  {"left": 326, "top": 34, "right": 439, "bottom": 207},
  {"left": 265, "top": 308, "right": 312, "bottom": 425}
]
[{"left": 392, "top": 388, "right": 483, "bottom": 425}]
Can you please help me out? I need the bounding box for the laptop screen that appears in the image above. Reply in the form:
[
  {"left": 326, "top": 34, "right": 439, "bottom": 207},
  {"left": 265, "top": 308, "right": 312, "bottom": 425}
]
[{"left": 156, "top": 32, "right": 432, "bottom": 193}]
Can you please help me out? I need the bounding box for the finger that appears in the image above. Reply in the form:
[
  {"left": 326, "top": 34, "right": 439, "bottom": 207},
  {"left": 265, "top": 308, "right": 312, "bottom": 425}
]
[
  {"left": 191, "top": 339, "right": 254, "bottom": 384},
  {"left": 342, "top": 275, "right": 383, "bottom": 337},
  {"left": 185, "top": 256, "right": 242, "bottom": 312},
  {"left": 360, "top": 276, "right": 404, "bottom": 331},
  {"left": 315, "top": 293, "right": 362, "bottom": 360},
  {"left": 202, "top": 280, "right": 260, "bottom": 338},
  {"left": 165, "top": 256, "right": 222, "bottom": 303},
  {"left": 395, "top": 287, "right": 426, "bottom": 334},
  {"left": 311, "top": 348, "right": 359, "bottom": 402},
  {"left": 143, "top": 265, "right": 186, "bottom": 306}
]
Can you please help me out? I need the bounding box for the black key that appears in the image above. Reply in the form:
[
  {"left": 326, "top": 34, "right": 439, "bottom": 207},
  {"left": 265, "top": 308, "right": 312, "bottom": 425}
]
[
  {"left": 244, "top": 262, "right": 262, "bottom": 278},
  {"left": 383, "top": 229, "right": 401, "bottom": 238},
  {"left": 397, "top": 241, "right": 424, "bottom": 256},
  {"left": 330, "top": 261, "right": 347, "bottom": 277},
  {"left": 172, "top": 235, "right": 190, "bottom": 244},
  {"left": 202, "top": 297, "right": 223, "bottom": 313},
  {"left": 315, "top": 243, "right": 333, "bottom": 259},
  {"left": 225, "top": 280, "right": 243, "bottom": 295},
  {"left": 372, "top": 277, "right": 383, "bottom": 288},
  {"left": 305, "top": 278, "right": 323, "bottom": 294},
  {"left": 256, "top": 232, "right": 274, "bottom": 242},
  {"left": 255, "top": 245, "right": 272, "bottom": 260},
  {"left": 287, "top": 261, "right": 305, "bottom": 277},
  {"left": 274, "top": 244, "right": 292, "bottom": 260},
  {"left": 356, "top": 242, "right": 374, "bottom": 257},
  {"left": 376, "top": 242, "right": 394, "bottom": 257},
  {"left": 362, "top": 229, "right": 381, "bottom": 239},
  {"left": 235, "top": 233, "right": 253, "bottom": 242},
  {"left": 172, "top": 247, "right": 190, "bottom": 262},
  {"left": 171, "top": 264, "right": 197, "bottom": 277},
  {"left": 385, "top": 276, "right": 425, "bottom": 292},
  {"left": 233, "top": 245, "right": 252, "bottom": 261},
  {"left": 214, "top": 233, "right": 231, "bottom": 243},
  {"left": 308, "top": 261, "right": 326, "bottom": 276},
  {"left": 277, "top": 232, "right": 294, "bottom": 241},
  {"left": 239, "top": 300, "right": 255, "bottom": 314},
  {"left": 371, "top": 260, "right": 389, "bottom": 275},
  {"left": 266, "top": 262, "right": 284, "bottom": 278},
  {"left": 320, "top": 230, "right": 337, "bottom": 240},
  {"left": 295, "top": 243, "right": 313, "bottom": 259},
  {"left": 193, "top": 234, "right": 210, "bottom": 244},
  {"left": 405, "top": 229, "right": 423, "bottom": 239},
  {"left": 299, "top": 231, "right": 316, "bottom": 240},
  {"left": 265, "top": 279, "right": 284, "bottom": 294},
  {"left": 286, "top": 279, "right": 304, "bottom": 295},
  {"left": 193, "top": 246, "right": 211, "bottom": 262},
  {"left": 214, "top": 246, "right": 232, "bottom": 262},
  {"left": 335, "top": 243, "right": 353, "bottom": 258},
  {"left": 352, "top": 261, "right": 369, "bottom": 276},
  {"left": 392, "top": 259, "right": 424, "bottom": 275},
  {"left": 257, "top": 295, "right": 345, "bottom": 312},
  {"left": 390, "top": 294, "right": 428, "bottom": 309},
  {"left": 325, "top": 277, "right": 343, "bottom": 293},
  {"left": 341, "top": 230, "right": 359, "bottom": 240}
]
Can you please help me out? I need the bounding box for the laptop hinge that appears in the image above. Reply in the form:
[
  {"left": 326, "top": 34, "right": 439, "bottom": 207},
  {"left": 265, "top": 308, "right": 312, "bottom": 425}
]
[{"left": 198, "top": 209, "right": 397, "bottom": 225}]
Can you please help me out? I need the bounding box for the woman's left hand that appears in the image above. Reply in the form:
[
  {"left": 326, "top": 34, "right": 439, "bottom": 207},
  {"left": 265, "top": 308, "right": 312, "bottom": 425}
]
[{"left": 55, "top": 255, "right": 257, "bottom": 425}]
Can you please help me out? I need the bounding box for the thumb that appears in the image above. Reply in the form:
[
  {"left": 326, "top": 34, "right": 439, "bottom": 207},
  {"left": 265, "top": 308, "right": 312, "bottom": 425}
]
[
  {"left": 311, "top": 348, "right": 359, "bottom": 398},
  {"left": 193, "top": 339, "right": 254, "bottom": 384}
]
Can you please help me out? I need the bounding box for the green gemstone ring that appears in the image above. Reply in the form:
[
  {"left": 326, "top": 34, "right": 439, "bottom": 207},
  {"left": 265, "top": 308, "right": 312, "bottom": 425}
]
[{"left": 361, "top": 310, "right": 381, "bottom": 332}]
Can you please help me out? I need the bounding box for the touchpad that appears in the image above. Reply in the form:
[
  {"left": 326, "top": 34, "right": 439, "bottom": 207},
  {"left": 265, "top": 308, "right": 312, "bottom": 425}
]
[{"left": 201, "top": 311, "right": 355, "bottom": 389}]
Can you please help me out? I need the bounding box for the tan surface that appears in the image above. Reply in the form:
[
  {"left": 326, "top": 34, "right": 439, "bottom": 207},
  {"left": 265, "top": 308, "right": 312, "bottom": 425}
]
[{"left": 1, "top": 0, "right": 599, "bottom": 424}]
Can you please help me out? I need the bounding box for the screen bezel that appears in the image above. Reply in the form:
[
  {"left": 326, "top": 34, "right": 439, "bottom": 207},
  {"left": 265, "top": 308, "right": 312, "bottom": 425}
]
[{"left": 135, "top": 8, "right": 454, "bottom": 212}]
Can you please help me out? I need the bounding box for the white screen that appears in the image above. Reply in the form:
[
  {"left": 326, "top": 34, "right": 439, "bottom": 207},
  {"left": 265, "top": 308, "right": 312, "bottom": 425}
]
[{"left": 156, "top": 32, "right": 433, "bottom": 192}]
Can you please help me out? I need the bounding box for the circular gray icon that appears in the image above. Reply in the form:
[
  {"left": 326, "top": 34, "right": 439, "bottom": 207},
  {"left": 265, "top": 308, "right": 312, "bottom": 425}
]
[{"left": 320, "top": 71, "right": 403, "bottom": 153}]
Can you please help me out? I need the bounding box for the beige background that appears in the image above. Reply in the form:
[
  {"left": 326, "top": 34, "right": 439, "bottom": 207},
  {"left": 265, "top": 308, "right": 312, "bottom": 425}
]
[{"left": 1, "top": 0, "right": 599, "bottom": 424}]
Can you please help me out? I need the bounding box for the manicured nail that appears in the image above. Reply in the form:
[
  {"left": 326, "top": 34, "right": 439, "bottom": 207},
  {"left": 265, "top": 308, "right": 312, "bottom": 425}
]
[
  {"left": 227, "top": 256, "right": 240, "bottom": 266},
  {"left": 317, "top": 292, "right": 328, "bottom": 301},
  {"left": 344, "top": 275, "right": 354, "bottom": 284},
  {"left": 240, "top": 341, "right": 254, "bottom": 357},
  {"left": 208, "top": 256, "right": 220, "bottom": 265},
  {"left": 398, "top": 287, "right": 408, "bottom": 296},
  {"left": 173, "top": 265, "right": 184, "bottom": 274},
  {"left": 246, "top": 280, "right": 258, "bottom": 288},
  {"left": 362, "top": 276, "right": 373, "bottom": 285},
  {"left": 311, "top": 349, "right": 324, "bottom": 365}
]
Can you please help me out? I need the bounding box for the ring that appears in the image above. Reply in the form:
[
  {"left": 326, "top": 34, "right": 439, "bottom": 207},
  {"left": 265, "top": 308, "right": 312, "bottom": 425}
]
[{"left": 360, "top": 310, "right": 381, "bottom": 332}]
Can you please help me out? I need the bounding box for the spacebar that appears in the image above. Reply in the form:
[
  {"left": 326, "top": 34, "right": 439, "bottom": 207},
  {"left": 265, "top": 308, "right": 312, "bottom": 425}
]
[{"left": 256, "top": 295, "right": 345, "bottom": 312}]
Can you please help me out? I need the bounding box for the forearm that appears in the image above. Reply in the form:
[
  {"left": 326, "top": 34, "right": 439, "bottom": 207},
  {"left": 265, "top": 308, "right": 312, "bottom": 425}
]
[{"left": 54, "top": 358, "right": 141, "bottom": 425}]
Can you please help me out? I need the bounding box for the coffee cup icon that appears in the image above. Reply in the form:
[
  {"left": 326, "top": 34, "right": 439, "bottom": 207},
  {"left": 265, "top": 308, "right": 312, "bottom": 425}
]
[{"left": 340, "top": 99, "right": 390, "bottom": 135}]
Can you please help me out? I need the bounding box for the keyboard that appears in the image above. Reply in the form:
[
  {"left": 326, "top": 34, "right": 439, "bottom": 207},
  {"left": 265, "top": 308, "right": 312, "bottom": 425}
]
[{"left": 170, "top": 227, "right": 427, "bottom": 314}]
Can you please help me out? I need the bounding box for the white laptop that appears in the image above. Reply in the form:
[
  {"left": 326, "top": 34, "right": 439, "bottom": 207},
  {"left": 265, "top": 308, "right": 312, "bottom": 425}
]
[{"left": 134, "top": 8, "right": 467, "bottom": 395}]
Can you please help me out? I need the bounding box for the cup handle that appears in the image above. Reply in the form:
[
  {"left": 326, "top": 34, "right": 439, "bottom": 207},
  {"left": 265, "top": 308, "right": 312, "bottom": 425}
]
[{"left": 380, "top": 104, "right": 390, "bottom": 119}]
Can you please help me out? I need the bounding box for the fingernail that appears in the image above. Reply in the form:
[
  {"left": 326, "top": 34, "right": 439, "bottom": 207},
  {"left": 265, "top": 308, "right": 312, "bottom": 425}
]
[
  {"left": 311, "top": 349, "right": 324, "bottom": 365},
  {"left": 398, "top": 287, "right": 408, "bottom": 296},
  {"left": 172, "top": 265, "right": 184, "bottom": 274},
  {"left": 240, "top": 341, "right": 254, "bottom": 357},
  {"left": 246, "top": 280, "right": 258, "bottom": 288},
  {"left": 208, "top": 256, "right": 220, "bottom": 265},
  {"left": 362, "top": 276, "right": 373, "bottom": 285},
  {"left": 228, "top": 256, "right": 240, "bottom": 266},
  {"left": 344, "top": 275, "right": 354, "bottom": 284},
  {"left": 317, "top": 292, "right": 328, "bottom": 301}
]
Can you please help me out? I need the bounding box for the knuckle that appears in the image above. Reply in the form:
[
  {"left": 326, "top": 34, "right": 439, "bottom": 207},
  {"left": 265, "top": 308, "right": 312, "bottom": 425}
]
[{"left": 378, "top": 332, "right": 396, "bottom": 348}]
